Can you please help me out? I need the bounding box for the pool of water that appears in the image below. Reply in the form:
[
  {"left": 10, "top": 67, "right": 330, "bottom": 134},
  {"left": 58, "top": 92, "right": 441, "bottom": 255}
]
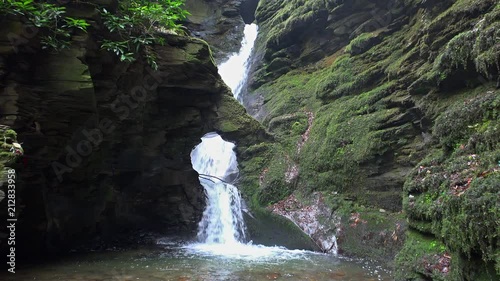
[{"left": 0, "top": 238, "right": 392, "bottom": 281}]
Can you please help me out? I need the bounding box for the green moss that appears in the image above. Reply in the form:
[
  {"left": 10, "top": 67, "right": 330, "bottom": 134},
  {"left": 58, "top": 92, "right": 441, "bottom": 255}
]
[
  {"left": 4, "top": 129, "right": 17, "bottom": 140},
  {"left": 315, "top": 55, "right": 371, "bottom": 101},
  {"left": 256, "top": 0, "right": 338, "bottom": 53},
  {"left": 268, "top": 112, "right": 308, "bottom": 137},
  {"left": 291, "top": 120, "right": 307, "bottom": 135},
  {"left": 439, "top": 174, "right": 499, "bottom": 261},
  {"left": 395, "top": 230, "right": 449, "bottom": 281},
  {"left": 0, "top": 127, "right": 20, "bottom": 172},
  {"left": 300, "top": 81, "right": 398, "bottom": 194},
  {"left": 248, "top": 1, "right": 499, "bottom": 278},
  {"left": 216, "top": 94, "right": 264, "bottom": 135},
  {"left": 402, "top": 89, "right": 500, "bottom": 277},
  {"left": 257, "top": 148, "right": 291, "bottom": 205},
  {"left": 433, "top": 3, "right": 500, "bottom": 77},
  {"left": 433, "top": 91, "right": 499, "bottom": 150},
  {"left": 257, "top": 71, "right": 318, "bottom": 125},
  {"left": 345, "top": 32, "right": 378, "bottom": 55}
]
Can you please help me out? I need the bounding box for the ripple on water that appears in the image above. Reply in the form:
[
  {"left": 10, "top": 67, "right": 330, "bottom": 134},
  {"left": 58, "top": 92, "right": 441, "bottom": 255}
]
[{"left": 0, "top": 242, "right": 392, "bottom": 281}]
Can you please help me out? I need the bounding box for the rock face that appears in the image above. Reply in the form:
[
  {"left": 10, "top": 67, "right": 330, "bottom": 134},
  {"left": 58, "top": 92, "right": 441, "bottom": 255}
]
[
  {"left": 238, "top": 0, "right": 499, "bottom": 279},
  {"left": 184, "top": 0, "right": 261, "bottom": 63},
  {"left": 184, "top": 0, "right": 245, "bottom": 63},
  {"left": 0, "top": 8, "right": 265, "bottom": 259},
  {"left": 268, "top": 193, "right": 340, "bottom": 253}
]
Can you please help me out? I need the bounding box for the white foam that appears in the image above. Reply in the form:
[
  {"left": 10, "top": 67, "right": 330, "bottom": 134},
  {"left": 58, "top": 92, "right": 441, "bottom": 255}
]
[
  {"left": 218, "top": 24, "right": 259, "bottom": 100},
  {"left": 184, "top": 242, "right": 315, "bottom": 262}
]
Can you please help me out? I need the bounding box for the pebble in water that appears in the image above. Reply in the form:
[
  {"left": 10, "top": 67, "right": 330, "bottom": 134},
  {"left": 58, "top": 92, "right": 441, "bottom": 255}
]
[
  {"left": 328, "top": 270, "right": 347, "bottom": 280},
  {"left": 265, "top": 272, "right": 282, "bottom": 280}
]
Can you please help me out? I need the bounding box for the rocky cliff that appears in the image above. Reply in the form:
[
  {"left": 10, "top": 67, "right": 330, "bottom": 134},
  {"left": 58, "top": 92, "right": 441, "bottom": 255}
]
[
  {"left": 0, "top": 1, "right": 265, "bottom": 260},
  {"left": 238, "top": 0, "right": 499, "bottom": 280},
  {"left": 184, "top": 0, "right": 260, "bottom": 63},
  {"left": 0, "top": 0, "right": 498, "bottom": 280}
]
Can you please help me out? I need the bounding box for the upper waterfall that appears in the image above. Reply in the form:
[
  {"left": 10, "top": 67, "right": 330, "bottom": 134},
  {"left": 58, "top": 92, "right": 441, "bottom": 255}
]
[
  {"left": 218, "top": 23, "right": 258, "bottom": 100},
  {"left": 189, "top": 23, "right": 258, "bottom": 246}
]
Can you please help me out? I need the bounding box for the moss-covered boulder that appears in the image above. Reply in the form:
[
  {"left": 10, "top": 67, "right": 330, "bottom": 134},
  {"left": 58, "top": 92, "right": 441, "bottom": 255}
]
[
  {"left": 0, "top": 126, "right": 21, "bottom": 172},
  {"left": 398, "top": 90, "right": 499, "bottom": 280}
]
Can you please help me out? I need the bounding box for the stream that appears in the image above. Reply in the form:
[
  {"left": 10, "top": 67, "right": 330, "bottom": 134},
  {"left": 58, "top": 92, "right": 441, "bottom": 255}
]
[
  {"left": 0, "top": 243, "right": 391, "bottom": 280},
  {"left": 0, "top": 24, "right": 394, "bottom": 281}
]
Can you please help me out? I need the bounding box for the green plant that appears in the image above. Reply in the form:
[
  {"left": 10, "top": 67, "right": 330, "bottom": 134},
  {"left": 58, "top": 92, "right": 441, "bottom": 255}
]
[
  {"left": 63, "top": 17, "right": 90, "bottom": 31},
  {"left": 0, "top": 0, "right": 83, "bottom": 50},
  {"left": 101, "top": 40, "right": 135, "bottom": 62},
  {"left": 0, "top": 0, "right": 190, "bottom": 69},
  {"left": 99, "top": 0, "right": 189, "bottom": 68}
]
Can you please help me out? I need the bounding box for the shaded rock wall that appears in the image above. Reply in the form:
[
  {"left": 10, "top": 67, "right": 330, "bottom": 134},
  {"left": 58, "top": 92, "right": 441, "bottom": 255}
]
[
  {"left": 0, "top": 6, "right": 265, "bottom": 259},
  {"left": 184, "top": 0, "right": 261, "bottom": 63}
]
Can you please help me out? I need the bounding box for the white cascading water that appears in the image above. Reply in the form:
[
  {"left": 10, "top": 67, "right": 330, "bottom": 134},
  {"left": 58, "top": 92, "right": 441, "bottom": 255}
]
[
  {"left": 190, "top": 24, "right": 258, "bottom": 247},
  {"left": 187, "top": 23, "right": 311, "bottom": 259},
  {"left": 217, "top": 24, "right": 258, "bottom": 100},
  {"left": 190, "top": 133, "right": 246, "bottom": 244}
]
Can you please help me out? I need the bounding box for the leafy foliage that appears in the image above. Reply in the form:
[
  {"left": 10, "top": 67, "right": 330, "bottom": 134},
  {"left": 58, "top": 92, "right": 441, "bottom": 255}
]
[
  {"left": 0, "top": 0, "right": 190, "bottom": 69},
  {"left": 99, "top": 0, "right": 189, "bottom": 68},
  {"left": 0, "top": 0, "right": 73, "bottom": 51}
]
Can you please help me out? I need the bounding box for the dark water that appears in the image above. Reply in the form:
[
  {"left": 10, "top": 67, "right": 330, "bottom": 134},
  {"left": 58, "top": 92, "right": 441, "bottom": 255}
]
[{"left": 0, "top": 239, "right": 392, "bottom": 281}]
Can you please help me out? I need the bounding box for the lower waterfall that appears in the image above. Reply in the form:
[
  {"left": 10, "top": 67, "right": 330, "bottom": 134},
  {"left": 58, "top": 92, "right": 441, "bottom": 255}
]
[{"left": 190, "top": 133, "right": 246, "bottom": 244}]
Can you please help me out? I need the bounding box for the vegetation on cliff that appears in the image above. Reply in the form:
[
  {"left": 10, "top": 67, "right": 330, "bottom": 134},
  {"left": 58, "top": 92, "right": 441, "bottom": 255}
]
[
  {"left": 0, "top": 126, "right": 21, "bottom": 173},
  {"left": 241, "top": 0, "right": 499, "bottom": 279},
  {"left": 0, "top": 0, "right": 189, "bottom": 68}
]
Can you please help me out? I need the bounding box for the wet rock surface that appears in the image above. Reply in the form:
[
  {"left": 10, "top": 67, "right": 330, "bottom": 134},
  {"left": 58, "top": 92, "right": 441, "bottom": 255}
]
[
  {"left": 184, "top": 0, "right": 247, "bottom": 63},
  {"left": 269, "top": 193, "right": 339, "bottom": 253}
]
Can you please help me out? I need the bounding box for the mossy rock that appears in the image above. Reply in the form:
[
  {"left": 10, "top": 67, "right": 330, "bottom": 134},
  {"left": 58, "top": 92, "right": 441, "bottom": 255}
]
[
  {"left": 244, "top": 206, "right": 321, "bottom": 251},
  {"left": 337, "top": 208, "right": 407, "bottom": 264},
  {"left": 215, "top": 93, "right": 268, "bottom": 148},
  {"left": 346, "top": 32, "right": 381, "bottom": 55},
  {"left": 267, "top": 57, "right": 292, "bottom": 72},
  {"left": 402, "top": 88, "right": 500, "bottom": 279},
  {"left": 267, "top": 112, "right": 308, "bottom": 137},
  {"left": 395, "top": 230, "right": 449, "bottom": 281},
  {"left": 0, "top": 126, "right": 20, "bottom": 172},
  {"left": 433, "top": 92, "right": 500, "bottom": 150},
  {"left": 246, "top": 0, "right": 500, "bottom": 277}
]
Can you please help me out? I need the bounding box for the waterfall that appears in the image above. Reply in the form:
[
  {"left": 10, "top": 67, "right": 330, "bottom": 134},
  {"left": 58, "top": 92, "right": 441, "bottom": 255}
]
[
  {"left": 191, "top": 133, "right": 246, "bottom": 244},
  {"left": 190, "top": 23, "right": 258, "bottom": 246},
  {"left": 218, "top": 24, "right": 258, "bottom": 100}
]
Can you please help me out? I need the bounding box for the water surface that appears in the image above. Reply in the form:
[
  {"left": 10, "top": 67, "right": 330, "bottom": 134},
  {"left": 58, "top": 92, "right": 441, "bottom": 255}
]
[{"left": 1, "top": 240, "right": 392, "bottom": 281}]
